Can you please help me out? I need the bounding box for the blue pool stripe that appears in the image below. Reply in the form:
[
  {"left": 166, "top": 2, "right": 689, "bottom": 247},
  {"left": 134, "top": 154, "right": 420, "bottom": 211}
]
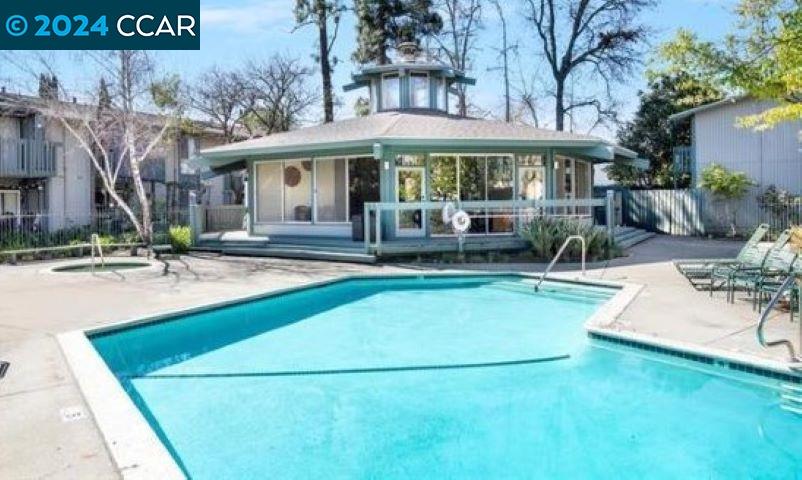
[{"left": 126, "top": 354, "right": 572, "bottom": 380}]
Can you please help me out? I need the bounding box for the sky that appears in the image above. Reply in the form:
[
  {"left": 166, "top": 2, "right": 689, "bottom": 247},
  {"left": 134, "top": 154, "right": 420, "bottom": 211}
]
[{"left": 2, "top": 0, "right": 740, "bottom": 142}]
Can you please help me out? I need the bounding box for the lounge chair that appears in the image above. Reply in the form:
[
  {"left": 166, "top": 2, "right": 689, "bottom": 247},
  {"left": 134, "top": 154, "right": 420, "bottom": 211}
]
[
  {"left": 725, "top": 248, "right": 798, "bottom": 305},
  {"left": 708, "top": 229, "right": 792, "bottom": 301},
  {"left": 753, "top": 258, "right": 801, "bottom": 316},
  {"left": 674, "top": 223, "right": 770, "bottom": 288}
]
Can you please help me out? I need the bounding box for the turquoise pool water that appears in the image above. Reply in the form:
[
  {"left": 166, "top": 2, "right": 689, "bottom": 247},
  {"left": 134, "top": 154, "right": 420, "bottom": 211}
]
[{"left": 91, "top": 275, "right": 802, "bottom": 479}]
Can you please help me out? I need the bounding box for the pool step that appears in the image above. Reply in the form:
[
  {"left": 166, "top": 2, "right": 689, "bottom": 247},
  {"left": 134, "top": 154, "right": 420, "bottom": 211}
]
[
  {"left": 487, "top": 281, "right": 614, "bottom": 302},
  {"left": 779, "top": 383, "right": 802, "bottom": 415}
]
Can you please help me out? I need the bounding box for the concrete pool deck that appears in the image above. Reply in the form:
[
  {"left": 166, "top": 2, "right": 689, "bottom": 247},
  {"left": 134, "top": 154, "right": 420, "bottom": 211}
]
[{"left": 1, "top": 235, "right": 799, "bottom": 478}]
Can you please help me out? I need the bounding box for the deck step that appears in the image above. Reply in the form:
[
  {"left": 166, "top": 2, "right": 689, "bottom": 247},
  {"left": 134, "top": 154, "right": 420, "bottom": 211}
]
[
  {"left": 615, "top": 229, "right": 655, "bottom": 249},
  {"left": 218, "top": 247, "right": 377, "bottom": 264}
]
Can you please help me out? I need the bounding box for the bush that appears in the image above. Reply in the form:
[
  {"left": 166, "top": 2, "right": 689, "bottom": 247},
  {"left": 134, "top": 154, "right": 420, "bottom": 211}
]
[
  {"left": 168, "top": 225, "right": 192, "bottom": 254},
  {"left": 522, "top": 217, "right": 618, "bottom": 262}
]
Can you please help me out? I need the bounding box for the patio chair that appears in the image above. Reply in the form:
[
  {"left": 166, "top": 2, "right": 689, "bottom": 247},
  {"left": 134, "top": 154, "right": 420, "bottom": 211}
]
[
  {"left": 674, "top": 223, "right": 770, "bottom": 287},
  {"left": 725, "top": 248, "right": 798, "bottom": 306},
  {"left": 753, "top": 259, "right": 801, "bottom": 318},
  {"left": 708, "top": 229, "right": 792, "bottom": 301}
]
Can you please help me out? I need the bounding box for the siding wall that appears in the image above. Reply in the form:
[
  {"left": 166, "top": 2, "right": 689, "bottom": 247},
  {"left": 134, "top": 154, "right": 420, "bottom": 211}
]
[
  {"left": 694, "top": 99, "right": 802, "bottom": 193},
  {"left": 45, "top": 118, "right": 92, "bottom": 229}
]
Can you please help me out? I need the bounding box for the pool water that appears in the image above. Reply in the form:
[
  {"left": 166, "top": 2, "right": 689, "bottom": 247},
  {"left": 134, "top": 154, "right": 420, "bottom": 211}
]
[{"left": 91, "top": 275, "right": 802, "bottom": 479}]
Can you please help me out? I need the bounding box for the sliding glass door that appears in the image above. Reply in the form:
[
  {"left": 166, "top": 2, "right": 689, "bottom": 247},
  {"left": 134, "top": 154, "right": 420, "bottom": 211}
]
[{"left": 255, "top": 157, "right": 370, "bottom": 226}]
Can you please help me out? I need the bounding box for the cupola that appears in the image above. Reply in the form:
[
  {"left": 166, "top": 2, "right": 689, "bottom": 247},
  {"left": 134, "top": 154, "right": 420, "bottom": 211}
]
[{"left": 343, "top": 42, "right": 476, "bottom": 114}]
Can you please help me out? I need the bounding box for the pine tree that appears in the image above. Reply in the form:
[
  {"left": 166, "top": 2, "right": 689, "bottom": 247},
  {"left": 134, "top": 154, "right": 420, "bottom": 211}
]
[
  {"left": 295, "top": 0, "right": 344, "bottom": 123},
  {"left": 353, "top": 0, "right": 442, "bottom": 65}
]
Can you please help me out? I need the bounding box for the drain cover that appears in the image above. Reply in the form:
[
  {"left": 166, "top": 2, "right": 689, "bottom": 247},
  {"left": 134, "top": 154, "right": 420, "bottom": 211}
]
[{"left": 59, "top": 406, "right": 87, "bottom": 423}]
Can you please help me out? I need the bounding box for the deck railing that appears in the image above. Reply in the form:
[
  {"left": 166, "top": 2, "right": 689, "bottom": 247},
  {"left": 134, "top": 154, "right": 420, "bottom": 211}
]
[
  {"left": 0, "top": 138, "right": 59, "bottom": 178},
  {"left": 362, "top": 198, "right": 609, "bottom": 255}
]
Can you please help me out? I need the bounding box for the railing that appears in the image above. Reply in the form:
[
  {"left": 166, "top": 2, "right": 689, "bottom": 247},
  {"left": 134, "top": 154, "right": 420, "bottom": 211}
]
[
  {"left": 204, "top": 205, "right": 246, "bottom": 232},
  {"left": 533, "top": 235, "right": 586, "bottom": 291},
  {"left": 756, "top": 275, "right": 802, "bottom": 368},
  {"left": 90, "top": 233, "right": 106, "bottom": 273},
  {"left": 0, "top": 208, "right": 189, "bottom": 253},
  {"left": 0, "top": 138, "right": 59, "bottom": 178},
  {"left": 362, "top": 198, "right": 608, "bottom": 255}
]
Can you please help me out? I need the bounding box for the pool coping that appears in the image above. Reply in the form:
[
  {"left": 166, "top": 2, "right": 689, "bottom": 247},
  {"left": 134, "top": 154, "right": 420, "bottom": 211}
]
[
  {"left": 56, "top": 270, "right": 799, "bottom": 479},
  {"left": 42, "top": 258, "right": 162, "bottom": 276}
]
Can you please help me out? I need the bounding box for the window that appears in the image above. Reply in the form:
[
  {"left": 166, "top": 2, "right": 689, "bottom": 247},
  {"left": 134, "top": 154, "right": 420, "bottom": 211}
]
[
  {"left": 437, "top": 77, "right": 447, "bottom": 111},
  {"left": 487, "top": 156, "right": 514, "bottom": 233},
  {"left": 517, "top": 156, "right": 545, "bottom": 201},
  {"left": 349, "top": 158, "right": 380, "bottom": 221},
  {"left": 283, "top": 160, "right": 313, "bottom": 222},
  {"left": 382, "top": 74, "right": 400, "bottom": 110},
  {"left": 315, "top": 158, "right": 348, "bottom": 222},
  {"left": 410, "top": 72, "right": 429, "bottom": 108},
  {"left": 428, "top": 154, "right": 514, "bottom": 235},
  {"left": 257, "top": 158, "right": 366, "bottom": 224},
  {"left": 256, "top": 163, "right": 282, "bottom": 222},
  {"left": 0, "top": 190, "right": 20, "bottom": 216}
]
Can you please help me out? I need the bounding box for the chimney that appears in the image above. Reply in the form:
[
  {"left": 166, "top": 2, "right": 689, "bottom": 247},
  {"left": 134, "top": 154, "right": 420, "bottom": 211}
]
[{"left": 397, "top": 42, "right": 420, "bottom": 62}]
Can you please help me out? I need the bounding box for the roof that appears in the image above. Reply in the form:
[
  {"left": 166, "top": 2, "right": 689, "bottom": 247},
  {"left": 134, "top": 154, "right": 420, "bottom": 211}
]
[
  {"left": 668, "top": 96, "right": 745, "bottom": 122},
  {"left": 343, "top": 61, "right": 475, "bottom": 92},
  {"left": 0, "top": 92, "right": 227, "bottom": 137},
  {"left": 198, "top": 111, "right": 637, "bottom": 166}
]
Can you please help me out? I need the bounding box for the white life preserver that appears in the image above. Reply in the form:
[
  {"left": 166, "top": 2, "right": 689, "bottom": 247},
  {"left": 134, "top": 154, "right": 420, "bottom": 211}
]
[
  {"left": 451, "top": 210, "right": 471, "bottom": 233},
  {"left": 442, "top": 202, "right": 456, "bottom": 224}
]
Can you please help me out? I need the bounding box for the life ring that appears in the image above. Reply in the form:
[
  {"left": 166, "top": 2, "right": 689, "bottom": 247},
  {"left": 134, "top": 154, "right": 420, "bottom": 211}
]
[
  {"left": 442, "top": 202, "right": 456, "bottom": 224},
  {"left": 451, "top": 210, "right": 471, "bottom": 233}
]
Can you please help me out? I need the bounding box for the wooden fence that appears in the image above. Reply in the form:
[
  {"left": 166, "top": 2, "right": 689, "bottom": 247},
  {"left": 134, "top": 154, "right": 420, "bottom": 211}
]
[{"left": 620, "top": 189, "right": 801, "bottom": 238}]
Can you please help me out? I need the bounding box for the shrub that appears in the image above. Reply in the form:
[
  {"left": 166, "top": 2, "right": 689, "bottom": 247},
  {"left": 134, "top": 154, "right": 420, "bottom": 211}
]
[
  {"left": 168, "top": 225, "right": 192, "bottom": 254},
  {"left": 522, "top": 217, "right": 618, "bottom": 262},
  {"left": 698, "top": 164, "right": 755, "bottom": 237}
]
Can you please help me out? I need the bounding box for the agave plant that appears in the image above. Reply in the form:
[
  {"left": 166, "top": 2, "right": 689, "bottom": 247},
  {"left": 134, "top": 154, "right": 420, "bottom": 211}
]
[{"left": 522, "top": 217, "right": 617, "bottom": 261}]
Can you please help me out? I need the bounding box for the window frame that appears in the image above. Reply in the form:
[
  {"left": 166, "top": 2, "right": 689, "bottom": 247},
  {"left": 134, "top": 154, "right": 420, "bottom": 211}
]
[
  {"left": 380, "top": 73, "right": 400, "bottom": 111},
  {"left": 408, "top": 71, "right": 430, "bottom": 109}
]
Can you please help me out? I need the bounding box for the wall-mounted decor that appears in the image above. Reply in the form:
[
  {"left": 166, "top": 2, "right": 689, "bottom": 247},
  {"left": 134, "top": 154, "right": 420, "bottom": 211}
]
[{"left": 284, "top": 166, "right": 301, "bottom": 187}]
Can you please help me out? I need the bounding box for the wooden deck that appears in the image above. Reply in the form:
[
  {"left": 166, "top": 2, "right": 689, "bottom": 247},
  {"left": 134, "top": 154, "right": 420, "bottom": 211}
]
[{"left": 195, "top": 231, "right": 529, "bottom": 263}]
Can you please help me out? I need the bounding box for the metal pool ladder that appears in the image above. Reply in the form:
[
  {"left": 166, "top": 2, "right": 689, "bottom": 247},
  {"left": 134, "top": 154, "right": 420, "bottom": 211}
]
[
  {"left": 534, "top": 235, "right": 586, "bottom": 292},
  {"left": 756, "top": 275, "right": 802, "bottom": 371},
  {"left": 90, "top": 233, "right": 106, "bottom": 274}
]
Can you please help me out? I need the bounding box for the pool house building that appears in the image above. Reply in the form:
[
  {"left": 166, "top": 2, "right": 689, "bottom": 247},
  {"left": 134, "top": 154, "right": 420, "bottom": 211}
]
[{"left": 194, "top": 46, "right": 638, "bottom": 261}]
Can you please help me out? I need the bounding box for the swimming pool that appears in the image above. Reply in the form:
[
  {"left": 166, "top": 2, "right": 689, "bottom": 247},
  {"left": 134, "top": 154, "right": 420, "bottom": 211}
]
[{"left": 89, "top": 274, "right": 802, "bottom": 479}]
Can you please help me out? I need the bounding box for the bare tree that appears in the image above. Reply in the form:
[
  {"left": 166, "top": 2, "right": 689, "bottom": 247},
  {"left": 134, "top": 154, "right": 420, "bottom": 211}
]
[
  {"left": 294, "top": 0, "right": 345, "bottom": 123},
  {"left": 189, "top": 68, "right": 249, "bottom": 143},
  {"left": 523, "top": 0, "right": 653, "bottom": 131},
  {"left": 433, "top": 0, "right": 482, "bottom": 116},
  {"left": 30, "top": 51, "right": 181, "bottom": 245},
  {"left": 242, "top": 56, "right": 319, "bottom": 135},
  {"left": 487, "top": 0, "right": 515, "bottom": 122}
]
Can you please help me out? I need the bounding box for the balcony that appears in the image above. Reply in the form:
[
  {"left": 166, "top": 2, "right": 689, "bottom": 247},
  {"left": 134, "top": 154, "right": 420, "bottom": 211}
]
[{"left": 0, "top": 138, "right": 59, "bottom": 178}]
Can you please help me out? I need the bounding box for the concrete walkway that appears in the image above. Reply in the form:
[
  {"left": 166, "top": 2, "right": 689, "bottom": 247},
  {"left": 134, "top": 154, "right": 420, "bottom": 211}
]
[{"left": 1, "top": 236, "right": 799, "bottom": 478}]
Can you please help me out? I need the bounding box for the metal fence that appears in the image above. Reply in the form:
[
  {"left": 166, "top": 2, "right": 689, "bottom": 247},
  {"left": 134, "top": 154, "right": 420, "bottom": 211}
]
[
  {"left": 0, "top": 208, "right": 189, "bottom": 251},
  {"left": 620, "top": 188, "right": 801, "bottom": 238},
  {"left": 204, "top": 205, "right": 246, "bottom": 232}
]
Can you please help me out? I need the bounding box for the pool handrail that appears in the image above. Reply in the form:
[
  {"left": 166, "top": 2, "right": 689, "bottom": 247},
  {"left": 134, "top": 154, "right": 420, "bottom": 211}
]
[
  {"left": 534, "top": 235, "right": 586, "bottom": 292},
  {"left": 90, "top": 233, "right": 106, "bottom": 274},
  {"left": 756, "top": 274, "right": 802, "bottom": 370}
]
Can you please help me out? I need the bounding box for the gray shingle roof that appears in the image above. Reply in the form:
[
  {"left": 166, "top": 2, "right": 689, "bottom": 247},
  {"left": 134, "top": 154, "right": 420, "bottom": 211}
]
[{"left": 200, "top": 111, "right": 634, "bottom": 161}]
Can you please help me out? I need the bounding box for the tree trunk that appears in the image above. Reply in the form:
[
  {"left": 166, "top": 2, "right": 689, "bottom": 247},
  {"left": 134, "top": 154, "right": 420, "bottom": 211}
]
[
  {"left": 316, "top": 2, "right": 334, "bottom": 123},
  {"left": 555, "top": 79, "right": 566, "bottom": 131},
  {"left": 457, "top": 86, "right": 467, "bottom": 117}
]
